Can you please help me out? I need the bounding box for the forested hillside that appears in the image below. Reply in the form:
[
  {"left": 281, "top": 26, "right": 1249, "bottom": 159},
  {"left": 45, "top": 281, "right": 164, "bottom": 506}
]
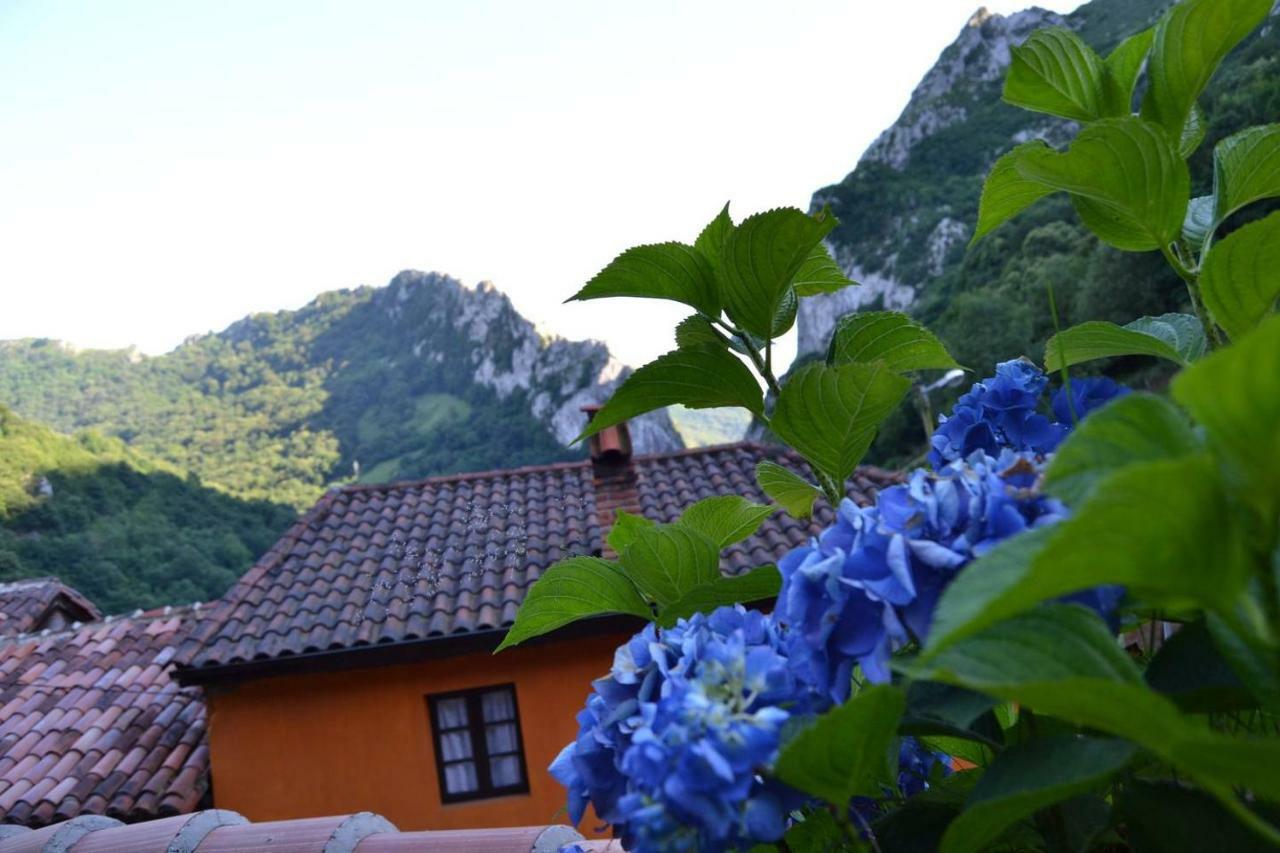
[
  {"left": 0, "top": 271, "right": 682, "bottom": 509},
  {"left": 799, "top": 0, "right": 1280, "bottom": 462},
  {"left": 0, "top": 405, "right": 294, "bottom": 613}
]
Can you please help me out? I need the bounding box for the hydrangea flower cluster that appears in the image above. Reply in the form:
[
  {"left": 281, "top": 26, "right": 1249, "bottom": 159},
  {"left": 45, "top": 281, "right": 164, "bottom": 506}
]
[
  {"left": 550, "top": 607, "right": 813, "bottom": 852},
  {"left": 553, "top": 361, "right": 1128, "bottom": 849},
  {"left": 929, "top": 361, "right": 1127, "bottom": 468},
  {"left": 775, "top": 448, "right": 1068, "bottom": 702}
]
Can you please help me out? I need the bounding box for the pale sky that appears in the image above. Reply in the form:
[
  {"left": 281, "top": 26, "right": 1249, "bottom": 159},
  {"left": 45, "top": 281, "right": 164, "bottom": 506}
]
[{"left": 0, "top": 0, "right": 1080, "bottom": 370}]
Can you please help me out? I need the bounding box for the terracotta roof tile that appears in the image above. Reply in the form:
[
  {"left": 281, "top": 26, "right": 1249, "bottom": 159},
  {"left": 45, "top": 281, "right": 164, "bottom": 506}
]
[
  {"left": 0, "top": 579, "right": 100, "bottom": 638},
  {"left": 177, "top": 441, "right": 901, "bottom": 674},
  {"left": 0, "top": 607, "right": 210, "bottom": 827}
]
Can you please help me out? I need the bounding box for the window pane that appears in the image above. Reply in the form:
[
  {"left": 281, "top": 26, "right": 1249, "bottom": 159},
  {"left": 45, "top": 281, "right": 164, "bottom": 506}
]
[
  {"left": 436, "top": 697, "right": 469, "bottom": 729},
  {"left": 481, "top": 688, "right": 515, "bottom": 722},
  {"left": 485, "top": 722, "right": 518, "bottom": 754},
  {"left": 440, "top": 729, "right": 473, "bottom": 761},
  {"left": 490, "top": 754, "right": 522, "bottom": 787},
  {"left": 444, "top": 760, "right": 479, "bottom": 794}
]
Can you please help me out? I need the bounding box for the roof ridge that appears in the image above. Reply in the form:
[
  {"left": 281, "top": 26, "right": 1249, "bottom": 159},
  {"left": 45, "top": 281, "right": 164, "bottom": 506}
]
[
  {"left": 336, "top": 456, "right": 593, "bottom": 494},
  {"left": 0, "top": 602, "right": 207, "bottom": 647},
  {"left": 334, "top": 440, "right": 777, "bottom": 496}
]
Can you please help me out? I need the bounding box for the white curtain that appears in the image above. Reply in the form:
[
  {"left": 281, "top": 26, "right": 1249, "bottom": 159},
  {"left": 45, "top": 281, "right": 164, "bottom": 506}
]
[
  {"left": 441, "top": 730, "right": 473, "bottom": 761},
  {"left": 490, "top": 754, "right": 522, "bottom": 787},
  {"left": 436, "top": 697, "right": 478, "bottom": 794},
  {"left": 435, "top": 689, "right": 523, "bottom": 793},
  {"left": 481, "top": 688, "right": 515, "bottom": 722},
  {"left": 444, "top": 761, "right": 479, "bottom": 794},
  {"left": 436, "top": 697, "right": 469, "bottom": 729},
  {"left": 486, "top": 723, "right": 518, "bottom": 754}
]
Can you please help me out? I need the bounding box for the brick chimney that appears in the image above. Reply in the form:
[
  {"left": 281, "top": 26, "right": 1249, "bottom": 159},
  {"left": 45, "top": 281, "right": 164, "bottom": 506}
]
[{"left": 583, "top": 406, "right": 640, "bottom": 558}]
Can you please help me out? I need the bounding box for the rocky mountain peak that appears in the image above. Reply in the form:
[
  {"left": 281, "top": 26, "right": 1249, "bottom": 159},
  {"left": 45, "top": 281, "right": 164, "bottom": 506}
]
[
  {"left": 370, "top": 270, "right": 681, "bottom": 454},
  {"left": 863, "top": 5, "right": 1066, "bottom": 171}
]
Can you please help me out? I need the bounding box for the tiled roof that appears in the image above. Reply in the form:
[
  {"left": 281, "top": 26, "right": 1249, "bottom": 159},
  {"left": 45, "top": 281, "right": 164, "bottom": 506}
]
[
  {"left": 0, "top": 810, "right": 587, "bottom": 852},
  {"left": 0, "top": 605, "right": 209, "bottom": 827},
  {"left": 0, "top": 578, "right": 100, "bottom": 637},
  {"left": 177, "top": 442, "right": 900, "bottom": 675}
]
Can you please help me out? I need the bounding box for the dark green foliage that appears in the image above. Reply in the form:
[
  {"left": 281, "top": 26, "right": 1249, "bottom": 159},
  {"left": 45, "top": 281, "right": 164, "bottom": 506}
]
[
  {"left": 0, "top": 273, "right": 582, "bottom": 510},
  {"left": 0, "top": 406, "right": 294, "bottom": 614},
  {"left": 815, "top": 0, "right": 1280, "bottom": 465}
]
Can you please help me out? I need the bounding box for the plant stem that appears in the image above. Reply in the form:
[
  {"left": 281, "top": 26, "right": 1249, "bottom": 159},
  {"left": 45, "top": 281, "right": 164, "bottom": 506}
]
[
  {"left": 1160, "top": 244, "right": 1223, "bottom": 351},
  {"left": 711, "top": 318, "right": 782, "bottom": 397},
  {"left": 845, "top": 807, "right": 883, "bottom": 853},
  {"left": 812, "top": 467, "right": 845, "bottom": 509}
]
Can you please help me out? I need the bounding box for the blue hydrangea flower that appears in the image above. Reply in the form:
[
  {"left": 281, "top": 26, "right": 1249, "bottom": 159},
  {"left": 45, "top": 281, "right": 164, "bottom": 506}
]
[
  {"left": 1050, "top": 376, "right": 1130, "bottom": 425},
  {"left": 550, "top": 625, "right": 662, "bottom": 827},
  {"left": 930, "top": 360, "right": 1068, "bottom": 468},
  {"left": 775, "top": 449, "right": 1068, "bottom": 702},
  {"left": 554, "top": 606, "right": 812, "bottom": 853},
  {"left": 851, "top": 737, "right": 952, "bottom": 825}
]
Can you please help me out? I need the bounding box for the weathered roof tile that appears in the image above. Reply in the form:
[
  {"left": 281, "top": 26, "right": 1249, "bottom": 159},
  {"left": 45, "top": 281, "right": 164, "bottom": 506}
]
[
  {"left": 177, "top": 442, "right": 900, "bottom": 674},
  {"left": 0, "top": 606, "right": 210, "bottom": 827}
]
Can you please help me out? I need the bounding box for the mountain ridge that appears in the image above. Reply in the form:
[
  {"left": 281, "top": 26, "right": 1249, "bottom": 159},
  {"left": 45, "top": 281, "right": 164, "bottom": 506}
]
[
  {"left": 794, "top": 0, "right": 1278, "bottom": 463},
  {"left": 0, "top": 270, "right": 683, "bottom": 509}
]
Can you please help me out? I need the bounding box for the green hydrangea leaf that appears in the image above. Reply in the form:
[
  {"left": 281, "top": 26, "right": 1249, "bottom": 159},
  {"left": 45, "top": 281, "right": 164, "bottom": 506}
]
[
  {"left": 1044, "top": 313, "right": 1203, "bottom": 370},
  {"left": 1044, "top": 393, "right": 1199, "bottom": 506},
  {"left": 828, "top": 311, "right": 960, "bottom": 373},
  {"left": 909, "top": 606, "right": 1280, "bottom": 807},
  {"left": 620, "top": 524, "right": 721, "bottom": 607},
  {"left": 495, "top": 556, "right": 651, "bottom": 651},
  {"left": 771, "top": 361, "right": 910, "bottom": 489},
  {"left": 677, "top": 495, "right": 775, "bottom": 548},
  {"left": 774, "top": 685, "right": 905, "bottom": 808},
  {"left": 694, "top": 202, "right": 734, "bottom": 273},
  {"left": 607, "top": 508, "right": 654, "bottom": 555},
  {"left": 1144, "top": 619, "right": 1254, "bottom": 713},
  {"left": 1003, "top": 27, "right": 1107, "bottom": 122},
  {"left": 792, "top": 243, "right": 858, "bottom": 297},
  {"left": 579, "top": 346, "right": 764, "bottom": 441},
  {"left": 1205, "top": 613, "right": 1280, "bottom": 713},
  {"left": 941, "top": 736, "right": 1138, "bottom": 853},
  {"left": 755, "top": 460, "right": 822, "bottom": 520},
  {"left": 1101, "top": 26, "right": 1155, "bottom": 116},
  {"left": 1178, "top": 102, "right": 1208, "bottom": 159},
  {"left": 781, "top": 810, "right": 846, "bottom": 852},
  {"left": 1140, "top": 0, "right": 1274, "bottom": 146},
  {"left": 674, "top": 314, "right": 725, "bottom": 350},
  {"left": 772, "top": 285, "right": 799, "bottom": 337},
  {"left": 1200, "top": 211, "right": 1280, "bottom": 341},
  {"left": 1213, "top": 125, "right": 1280, "bottom": 223},
  {"left": 972, "top": 142, "right": 1058, "bottom": 244},
  {"left": 925, "top": 455, "right": 1247, "bottom": 655},
  {"left": 911, "top": 605, "right": 1144, "bottom": 687},
  {"left": 1182, "top": 194, "right": 1216, "bottom": 254},
  {"left": 1119, "top": 781, "right": 1280, "bottom": 853},
  {"left": 571, "top": 242, "right": 719, "bottom": 316},
  {"left": 1017, "top": 118, "right": 1188, "bottom": 252},
  {"left": 1172, "top": 314, "right": 1280, "bottom": 501},
  {"left": 720, "top": 207, "right": 836, "bottom": 339},
  {"left": 657, "top": 564, "right": 781, "bottom": 627},
  {"left": 1123, "top": 313, "right": 1207, "bottom": 361}
]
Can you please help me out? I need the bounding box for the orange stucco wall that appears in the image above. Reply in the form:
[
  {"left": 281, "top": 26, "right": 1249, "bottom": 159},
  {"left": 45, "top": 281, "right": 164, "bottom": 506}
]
[{"left": 205, "top": 632, "right": 629, "bottom": 833}]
